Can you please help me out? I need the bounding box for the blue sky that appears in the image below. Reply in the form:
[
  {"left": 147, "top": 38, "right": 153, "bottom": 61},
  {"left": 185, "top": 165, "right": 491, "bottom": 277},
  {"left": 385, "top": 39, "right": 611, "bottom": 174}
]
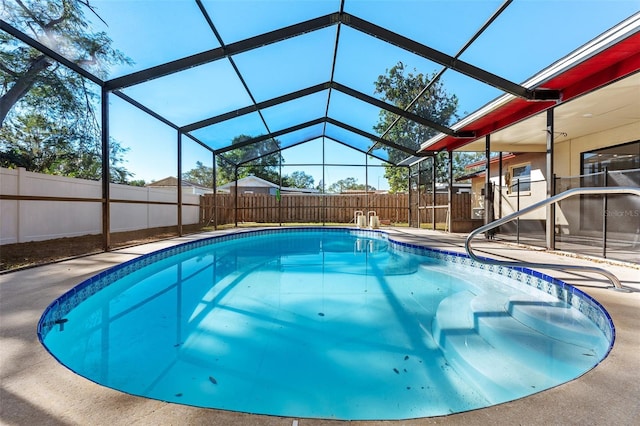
[{"left": 84, "top": 0, "right": 639, "bottom": 188}]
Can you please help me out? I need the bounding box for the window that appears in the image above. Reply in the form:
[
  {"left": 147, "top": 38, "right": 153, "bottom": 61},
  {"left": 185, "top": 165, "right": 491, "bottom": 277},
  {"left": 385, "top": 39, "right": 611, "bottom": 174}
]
[
  {"left": 581, "top": 140, "right": 639, "bottom": 178},
  {"left": 578, "top": 140, "right": 639, "bottom": 232},
  {"left": 509, "top": 163, "right": 531, "bottom": 192}
]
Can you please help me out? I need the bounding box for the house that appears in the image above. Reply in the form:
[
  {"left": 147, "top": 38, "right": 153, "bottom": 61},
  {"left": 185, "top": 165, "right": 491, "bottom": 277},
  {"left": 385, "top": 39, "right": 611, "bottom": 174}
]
[
  {"left": 145, "top": 177, "right": 213, "bottom": 195},
  {"left": 459, "top": 152, "right": 547, "bottom": 223},
  {"left": 435, "top": 183, "right": 471, "bottom": 194},
  {"left": 414, "top": 12, "right": 640, "bottom": 262},
  {"left": 217, "top": 175, "right": 319, "bottom": 195}
]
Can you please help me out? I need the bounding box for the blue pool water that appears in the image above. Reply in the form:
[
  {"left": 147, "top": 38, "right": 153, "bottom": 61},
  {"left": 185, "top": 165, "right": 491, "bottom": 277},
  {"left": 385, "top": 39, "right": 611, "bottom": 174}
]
[{"left": 39, "top": 228, "right": 613, "bottom": 420}]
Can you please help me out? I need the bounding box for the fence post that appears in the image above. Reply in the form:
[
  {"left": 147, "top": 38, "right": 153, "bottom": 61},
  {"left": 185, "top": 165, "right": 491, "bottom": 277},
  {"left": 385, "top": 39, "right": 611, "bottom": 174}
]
[
  {"left": 234, "top": 166, "right": 238, "bottom": 227},
  {"left": 177, "top": 131, "right": 183, "bottom": 236},
  {"left": 546, "top": 108, "right": 555, "bottom": 250},
  {"left": 548, "top": 173, "right": 557, "bottom": 250},
  {"left": 447, "top": 152, "right": 453, "bottom": 232},
  {"left": 212, "top": 151, "right": 217, "bottom": 230},
  {"left": 602, "top": 168, "right": 608, "bottom": 258},
  {"left": 101, "top": 87, "right": 111, "bottom": 251},
  {"left": 432, "top": 156, "right": 437, "bottom": 230},
  {"left": 407, "top": 168, "right": 411, "bottom": 226},
  {"left": 498, "top": 152, "right": 503, "bottom": 220},
  {"left": 516, "top": 179, "right": 520, "bottom": 245},
  {"left": 17, "top": 167, "right": 24, "bottom": 243}
]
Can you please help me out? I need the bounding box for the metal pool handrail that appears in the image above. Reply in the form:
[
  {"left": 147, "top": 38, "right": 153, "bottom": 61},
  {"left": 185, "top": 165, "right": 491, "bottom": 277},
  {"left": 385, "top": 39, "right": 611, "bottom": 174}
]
[{"left": 465, "top": 186, "right": 640, "bottom": 291}]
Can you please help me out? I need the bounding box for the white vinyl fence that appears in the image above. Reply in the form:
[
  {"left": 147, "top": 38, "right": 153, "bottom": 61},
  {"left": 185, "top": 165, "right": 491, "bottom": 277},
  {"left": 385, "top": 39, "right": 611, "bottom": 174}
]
[{"left": 1, "top": 167, "right": 200, "bottom": 244}]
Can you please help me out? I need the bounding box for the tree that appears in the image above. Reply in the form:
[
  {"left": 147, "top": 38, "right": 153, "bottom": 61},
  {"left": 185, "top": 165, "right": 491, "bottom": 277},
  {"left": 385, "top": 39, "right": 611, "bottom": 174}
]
[
  {"left": 0, "top": 111, "right": 131, "bottom": 182},
  {"left": 283, "top": 170, "right": 314, "bottom": 189},
  {"left": 127, "top": 179, "right": 146, "bottom": 187},
  {"left": 216, "top": 135, "right": 283, "bottom": 185},
  {"left": 373, "top": 62, "right": 459, "bottom": 192},
  {"left": 452, "top": 151, "right": 486, "bottom": 179},
  {"left": 182, "top": 161, "right": 213, "bottom": 187},
  {"left": 0, "top": 0, "right": 132, "bottom": 182},
  {"left": 409, "top": 151, "right": 487, "bottom": 191},
  {"left": 327, "top": 177, "right": 375, "bottom": 193}
]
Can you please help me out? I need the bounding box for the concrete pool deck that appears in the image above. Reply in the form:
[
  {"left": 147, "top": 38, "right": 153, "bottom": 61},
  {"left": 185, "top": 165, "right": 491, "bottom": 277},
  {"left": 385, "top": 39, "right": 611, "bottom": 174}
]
[{"left": 1, "top": 227, "right": 639, "bottom": 425}]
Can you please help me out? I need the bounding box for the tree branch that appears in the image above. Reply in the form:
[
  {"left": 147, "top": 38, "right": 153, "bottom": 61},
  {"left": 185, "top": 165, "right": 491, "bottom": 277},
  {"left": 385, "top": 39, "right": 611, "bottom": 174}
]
[
  {"left": 0, "top": 62, "right": 19, "bottom": 78},
  {"left": 77, "top": 0, "right": 108, "bottom": 26},
  {"left": 43, "top": 0, "right": 76, "bottom": 29},
  {"left": 13, "top": 0, "right": 47, "bottom": 31},
  {"left": 0, "top": 55, "right": 51, "bottom": 127}
]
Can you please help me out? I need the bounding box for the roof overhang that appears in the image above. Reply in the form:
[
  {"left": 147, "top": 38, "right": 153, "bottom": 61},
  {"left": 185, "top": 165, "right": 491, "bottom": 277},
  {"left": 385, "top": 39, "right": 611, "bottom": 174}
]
[{"left": 420, "top": 12, "right": 640, "bottom": 153}]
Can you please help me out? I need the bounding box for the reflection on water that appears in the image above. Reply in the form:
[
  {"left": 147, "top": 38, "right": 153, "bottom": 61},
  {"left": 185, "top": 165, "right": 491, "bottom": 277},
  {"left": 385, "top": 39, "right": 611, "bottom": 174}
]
[{"left": 41, "top": 230, "right": 610, "bottom": 420}]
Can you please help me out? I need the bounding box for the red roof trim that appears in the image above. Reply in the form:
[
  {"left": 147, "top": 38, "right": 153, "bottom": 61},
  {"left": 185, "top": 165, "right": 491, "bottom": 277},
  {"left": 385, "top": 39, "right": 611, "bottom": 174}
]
[{"left": 424, "top": 31, "right": 640, "bottom": 153}]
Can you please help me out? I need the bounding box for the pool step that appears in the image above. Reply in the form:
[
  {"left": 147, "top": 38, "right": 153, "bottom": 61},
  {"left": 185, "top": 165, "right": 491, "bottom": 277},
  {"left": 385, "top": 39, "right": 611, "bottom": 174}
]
[
  {"left": 432, "top": 291, "right": 598, "bottom": 404},
  {"left": 506, "top": 295, "right": 606, "bottom": 349},
  {"left": 470, "top": 295, "right": 603, "bottom": 377}
]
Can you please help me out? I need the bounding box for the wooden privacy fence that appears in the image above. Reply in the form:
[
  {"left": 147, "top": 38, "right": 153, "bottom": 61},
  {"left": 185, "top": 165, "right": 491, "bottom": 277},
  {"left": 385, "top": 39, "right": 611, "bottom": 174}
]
[
  {"left": 201, "top": 193, "right": 471, "bottom": 226},
  {"left": 418, "top": 192, "right": 471, "bottom": 224}
]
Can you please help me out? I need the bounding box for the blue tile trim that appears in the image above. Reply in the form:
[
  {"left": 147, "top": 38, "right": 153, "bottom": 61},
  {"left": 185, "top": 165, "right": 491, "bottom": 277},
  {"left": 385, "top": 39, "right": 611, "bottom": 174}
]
[{"left": 37, "top": 227, "right": 615, "bottom": 359}]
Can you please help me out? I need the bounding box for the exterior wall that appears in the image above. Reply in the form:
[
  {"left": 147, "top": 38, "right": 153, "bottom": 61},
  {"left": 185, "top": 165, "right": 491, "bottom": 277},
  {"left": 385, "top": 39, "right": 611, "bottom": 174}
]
[
  {"left": 554, "top": 140, "right": 572, "bottom": 178},
  {"left": 239, "top": 186, "right": 271, "bottom": 195},
  {"left": 471, "top": 152, "right": 548, "bottom": 221},
  {"left": 224, "top": 186, "right": 272, "bottom": 195},
  {"left": 467, "top": 121, "right": 638, "bottom": 237},
  {"left": 501, "top": 153, "right": 548, "bottom": 221},
  {"left": 553, "top": 122, "right": 639, "bottom": 236},
  {"left": 0, "top": 167, "right": 200, "bottom": 244},
  {"left": 554, "top": 121, "right": 639, "bottom": 177}
]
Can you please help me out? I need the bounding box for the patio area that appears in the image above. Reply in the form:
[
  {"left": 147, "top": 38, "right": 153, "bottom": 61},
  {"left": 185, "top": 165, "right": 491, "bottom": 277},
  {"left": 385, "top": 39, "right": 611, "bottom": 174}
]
[{"left": 1, "top": 227, "right": 638, "bottom": 425}]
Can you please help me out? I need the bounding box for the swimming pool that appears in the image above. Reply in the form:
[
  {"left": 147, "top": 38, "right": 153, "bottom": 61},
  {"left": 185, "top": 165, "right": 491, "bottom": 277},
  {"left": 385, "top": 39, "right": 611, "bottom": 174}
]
[{"left": 38, "top": 228, "right": 614, "bottom": 420}]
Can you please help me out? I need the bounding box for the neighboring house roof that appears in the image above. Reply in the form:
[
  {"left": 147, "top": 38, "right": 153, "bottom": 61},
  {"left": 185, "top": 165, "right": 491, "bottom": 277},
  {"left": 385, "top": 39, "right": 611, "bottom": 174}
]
[
  {"left": 459, "top": 152, "right": 546, "bottom": 180},
  {"left": 456, "top": 171, "right": 485, "bottom": 182},
  {"left": 217, "top": 175, "right": 319, "bottom": 193},
  {"left": 145, "top": 176, "right": 211, "bottom": 191},
  {"left": 217, "top": 175, "right": 276, "bottom": 190},
  {"left": 464, "top": 153, "right": 517, "bottom": 170}
]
